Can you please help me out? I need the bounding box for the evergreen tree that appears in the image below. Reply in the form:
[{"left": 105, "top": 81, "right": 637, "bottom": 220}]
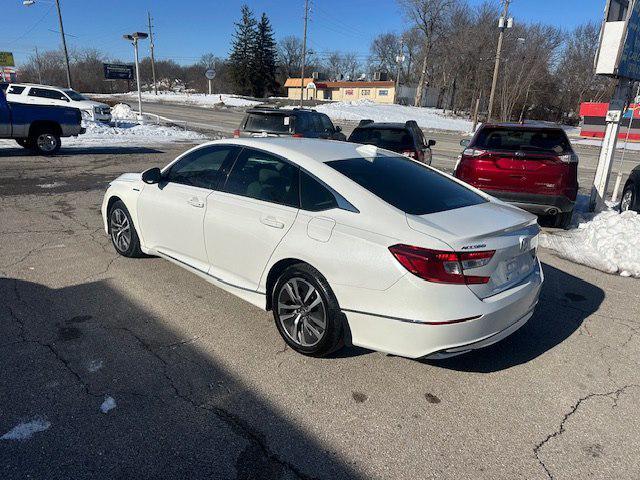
[
  {"left": 253, "top": 13, "right": 278, "bottom": 98},
  {"left": 229, "top": 5, "right": 257, "bottom": 96}
]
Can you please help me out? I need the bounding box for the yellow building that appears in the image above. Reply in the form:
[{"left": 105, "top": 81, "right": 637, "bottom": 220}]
[{"left": 284, "top": 78, "right": 396, "bottom": 104}]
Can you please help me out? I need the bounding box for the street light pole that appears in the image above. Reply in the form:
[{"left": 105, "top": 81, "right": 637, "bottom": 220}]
[
  {"left": 299, "top": 0, "right": 309, "bottom": 108},
  {"left": 148, "top": 11, "right": 158, "bottom": 96},
  {"left": 123, "top": 32, "right": 149, "bottom": 119},
  {"left": 487, "top": 0, "right": 511, "bottom": 122}
]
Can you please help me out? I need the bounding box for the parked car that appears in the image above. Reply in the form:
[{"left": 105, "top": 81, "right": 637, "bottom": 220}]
[
  {"left": 0, "top": 88, "right": 84, "bottom": 155},
  {"left": 234, "top": 107, "right": 346, "bottom": 140},
  {"left": 620, "top": 165, "right": 640, "bottom": 213},
  {"left": 5, "top": 83, "right": 111, "bottom": 123},
  {"left": 454, "top": 123, "right": 578, "bottom": 229},
  {"left": 102, "top": 138, "right": 542, "bottom": 359},
  {"left": 348, "top": 119, "right": 435, "bottom": 164}
]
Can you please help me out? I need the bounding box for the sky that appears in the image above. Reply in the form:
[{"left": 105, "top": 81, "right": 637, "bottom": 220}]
[{"left": 2, "top": 0, "right": 607, "bottom": 67}]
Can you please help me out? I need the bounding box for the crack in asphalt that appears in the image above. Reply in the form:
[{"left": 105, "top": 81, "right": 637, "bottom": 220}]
[
  {"left": 533, "top": 385, "right": 640, "bottom": 479},
  {"left": 111, "top": 325, "right": 317, "bottom": 480}
]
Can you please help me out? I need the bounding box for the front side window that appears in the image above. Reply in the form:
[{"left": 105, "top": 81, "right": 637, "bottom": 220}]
[
  {"left": 223, "top": 148, "right": 299, "bottom": 207},
  {"left": 300, "top": 172, "right": 338, "bottom": 211},
  {"left": 319, "top": 114, "right": 334, "bottom": 132},
  {"left": 166, "top": 145, "right": 240, "bottom": 189},
  {"left": 328, "top": 155, "right": 486, "bottom": 215}
]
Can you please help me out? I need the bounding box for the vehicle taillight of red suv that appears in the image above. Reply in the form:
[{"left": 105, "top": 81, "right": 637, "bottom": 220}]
[{"left": 454, "top": 123, "right": 578, "bottom": 229}]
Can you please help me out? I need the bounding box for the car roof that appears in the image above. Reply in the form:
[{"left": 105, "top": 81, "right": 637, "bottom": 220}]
[
  {"left": 8, "top": 83, "right": 68, "bottom": 90},
  {"left": 480, "top": 121, "right": 565, "bottom": 130},
  {"left": 246, "top": 107, "right": 319, "bottom": 115},
  {"left": 355, "top": 122, "right": 409, "bottom": 130}
]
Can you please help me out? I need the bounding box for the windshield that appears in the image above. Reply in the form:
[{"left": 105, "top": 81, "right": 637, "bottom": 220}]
[
  {"left": 244, "top": 113, "right": 292, "bottom": 133},
  {"left": 328, "top": 155, "right": 486, "bottom": 215},
  {"left": 64, "top": 89, "right": 88, "bottom": 101},
  {"left": 349, "top": 128, "right": 414, "bottom": 151},
  {"left": 474, "top": 127, "right": 572, "bottom": 154}
]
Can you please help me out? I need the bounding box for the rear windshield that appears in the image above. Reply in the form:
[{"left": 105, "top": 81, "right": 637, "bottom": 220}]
[
  {"left": 328, "top": 155, "right": 486, "bottom": 215},
  {"left": 474, "top": 127, "right": 571, "bottom": 154},
  {"left": 349, "top": 127, "right": 414, "bottom": 151},
  {"left": 244, "top": 113, "right": 292, "bottom": 134}
]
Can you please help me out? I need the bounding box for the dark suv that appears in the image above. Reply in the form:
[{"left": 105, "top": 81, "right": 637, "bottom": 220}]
[
  {"left": 235, "top": 107, "right": 346, "bottom": 140},
  {"left": 347, "top": 120, "right": 435, "bottom": 164},
  {"left": 454, "top": 123, "right": 578, "bottom": 229}
]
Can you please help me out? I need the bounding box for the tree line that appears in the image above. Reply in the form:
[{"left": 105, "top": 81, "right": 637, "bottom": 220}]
[{"left": 15, "top": 1, "right": 613, "bottom": 123}]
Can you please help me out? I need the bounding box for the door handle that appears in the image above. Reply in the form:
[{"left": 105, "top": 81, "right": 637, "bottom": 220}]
[
  {"left": 187, "top": 197, "right": 204, "bottom": 208},
  {"left": 261, "top": 216, "right": 285, "bottom": 229}
]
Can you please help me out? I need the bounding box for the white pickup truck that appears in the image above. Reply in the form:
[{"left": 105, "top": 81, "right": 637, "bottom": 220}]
[{"left": 5, "top": 83, "right": 111, "bottom": 123}]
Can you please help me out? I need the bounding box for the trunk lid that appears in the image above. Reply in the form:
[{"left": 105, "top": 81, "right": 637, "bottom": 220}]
[{"left": 406, "top": 201, "right": 540, "bottom": 299}]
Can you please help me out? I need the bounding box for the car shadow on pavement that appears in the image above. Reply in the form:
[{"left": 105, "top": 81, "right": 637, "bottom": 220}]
[
  {"left": 422, "top": 263, "right": 605, "bottom": 373},
  {"left": 0, "top": 277, "right": 362, "bottom": 480},
  {"left": 0, "top": 146, "right": 163, "bottom": 157}
]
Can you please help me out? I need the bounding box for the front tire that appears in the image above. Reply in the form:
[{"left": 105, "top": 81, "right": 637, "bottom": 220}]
[
  {"left": 620, "top": 183, "right": 637, "bottom": 212},
  {"left": 30, "top": 128, "right": 61, "bottom": 156},
  {"left": 108, "top": 200, "right": 144, "bottom": 258},
  {"left": 272, "top": 263, "right": 344, "bottom": 357}
]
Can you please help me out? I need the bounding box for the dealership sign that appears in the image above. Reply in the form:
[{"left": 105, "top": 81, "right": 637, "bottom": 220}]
[
  {"left": 0, "top": 52, "right": 15, "bottom": 67},
  {"left": 103, "top": 63, "right": 134, "bottom": 80}
]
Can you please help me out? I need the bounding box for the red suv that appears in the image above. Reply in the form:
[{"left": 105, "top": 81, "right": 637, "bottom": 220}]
[{"left": 454, "top": 123, "right": 578, "bottom": 228}]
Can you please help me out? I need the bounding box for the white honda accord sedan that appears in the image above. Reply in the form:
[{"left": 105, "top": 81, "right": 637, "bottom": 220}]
[{"left": 101, "top": 138, "right": 543, "bottom": 359}]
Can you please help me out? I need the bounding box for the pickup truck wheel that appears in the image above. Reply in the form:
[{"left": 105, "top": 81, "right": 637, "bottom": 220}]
[{"left": 31, "top": 130, "right": 61, "bottom": 156}]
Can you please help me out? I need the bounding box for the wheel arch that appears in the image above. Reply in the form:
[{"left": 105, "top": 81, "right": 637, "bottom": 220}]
[
  {"left": 28, "top": 121, "right": 62, "bottom": 138},
  {"left": 105, "top": 195, "right": 123, "bottom": 232},
  {"left": 265, "top": 258, "right": 319, "bottom": 311}
]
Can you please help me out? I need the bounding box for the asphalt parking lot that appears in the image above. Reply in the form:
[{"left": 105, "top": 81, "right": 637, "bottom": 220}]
[{"left": 1, "top": 141, "right": 640, "bottom": 480}]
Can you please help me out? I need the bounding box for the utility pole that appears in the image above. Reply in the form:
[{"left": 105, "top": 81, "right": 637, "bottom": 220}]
[
  {"left": 148, "top": 11, "right": 158, "bottom": 95},
  {"left": 394, "top": 39, "right": 405, "bottom": 104},
  {"left": 487, "top": 0, "right": 511, "bottom": 122},
  {"left": 34, "top": 47, "right": 43, "bottom": 84},
  {"left": 54, "top": 0, "right": 72, "bottom": 89},
  {"left": 299, "top": 0, "right": 309, "bottom": 108}
]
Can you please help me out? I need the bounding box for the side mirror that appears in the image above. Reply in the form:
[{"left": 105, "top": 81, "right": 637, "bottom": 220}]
[
  {"left": 460, "top": 139, "right": 470, "bottom": 147},
  {"left": 141, "top": 167, "right": 162, "bottom": 184},
  {"left": 428, "top": 139, "right": 436, "bottom": 147},
  {"left": 335, "top": 125, "right": 342, "bottom": 133}
]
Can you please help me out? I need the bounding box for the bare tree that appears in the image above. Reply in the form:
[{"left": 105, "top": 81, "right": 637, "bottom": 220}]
[
  {"left": 398, "top": 0, "right": 457, "bottom": 106},
  {"left": 369, "top": 32, "right": 400, "bottom": 75},
  {"left": 277, "top": 35, "right": 303, "bottom": 78}
]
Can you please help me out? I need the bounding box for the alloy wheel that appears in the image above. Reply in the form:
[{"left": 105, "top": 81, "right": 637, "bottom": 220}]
[
  {"left": 110, "top": 208, "right": 131, "bottom": 253},
  {"left": 36, "top": 133, "right": 57, "bottom": 153},
  {"left": 277, "top": 277, "right": 327, "bottom": 347},
  {"left": 621, "top": 189, "right": 634, "bottom": 212}
]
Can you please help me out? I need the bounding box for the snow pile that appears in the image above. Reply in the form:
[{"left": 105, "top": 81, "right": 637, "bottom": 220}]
[
  {"left": 1, "top": 418, "right": 51, "bottom": 441},
  {"left": 63, "top": 120, "right": 206, "bottom": 147},
  {"left": 111, "top": 103, "right": 138, "bottom": 120},
  {"left": 541, "top": 208, "right": 640, "bottom": 277},
  {"left": 313, "top": 100, "right": 473, "bottom": 132},
  {"left": 91, "top": 91, "right": 262, "bottom": 108},
  {"left": 100, "top": 396, "right": 116, "bottom": 414}
]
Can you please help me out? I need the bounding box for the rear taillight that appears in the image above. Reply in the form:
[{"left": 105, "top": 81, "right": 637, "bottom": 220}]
[
  {"left": 402, "top": 150, "right": 417, "bottom": 158},
  {"left": 558, "top": 153, "right": 579, "bottom": 163},
  {"left": 463, "top": 148, "right": 487, "bottom": 157},
  {"left": 233, "top": 129, "right": 240, "bottom": 138},
  {"left": 292, "top": 133, "right": 304, "bottom": 138},
  {"left": 389, "top": 244, "right": 495, "bottom": 285}
]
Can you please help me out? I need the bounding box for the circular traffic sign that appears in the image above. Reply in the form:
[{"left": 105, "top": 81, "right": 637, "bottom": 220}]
[{"left": 204, "top": 68, "right": 216, "bottom": 80}]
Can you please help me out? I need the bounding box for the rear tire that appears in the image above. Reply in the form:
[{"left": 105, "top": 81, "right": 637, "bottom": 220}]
[
  {"left": 272, "top": 263, "right": 344, "bottom": 357},
  {"left": 108, "top": 200, "right": 144, "bottom": 258},
  {"left": 553, "top": 210, "right": 573, "bottom": 229},
  {"left": 620, "top": 183, "right": 637, "bottom": 212},
  {"left": 29, "top": 127, "right": 61, "bottom": 156}
]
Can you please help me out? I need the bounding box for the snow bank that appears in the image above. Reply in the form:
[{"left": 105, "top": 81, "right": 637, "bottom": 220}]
[
  {"left": 1, "top": 418, "right": 51, "bottom": 441},
  {"left": 100, "top": 396, "right": 116, "bottom": 414},
  {"left": 91, "top": 91, "right": 262, "bottom": 108},
  {"left": 540, "top": 203, "right": 640, "bottom": 278},
  {"left": 111, "top": 103, "right": 138, "bottom": 120},
  {"left": 65, "top": 121, "right": 206, "bottom": 147},
  {"left": 312, "top": 100, "right": 473, "bottom": 132}
]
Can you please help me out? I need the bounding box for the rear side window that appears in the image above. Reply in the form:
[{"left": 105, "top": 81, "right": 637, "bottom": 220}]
[
  {"left": 349, "top": 128, "right": 414, "bottom": 151},
  {"left": 28, "top": 88, "right": 68, "bottom": 101},
  {"left": 300, "top": 172, "right": 338, "bottom": 211},
  {"left": 224, "top": 148, "right": 299, "bottom": 207},
  {"left": 474, "top": 127, "right": 572, "bottom": 154},
  {"left": 328, "top": 156, "right": 486, "bottom": 215},
  {"left": 7, "top": 85, "right": 25, "bottom": 95},
  {"left": 244, "top": 113, "right": 291, "bottom": 134}
]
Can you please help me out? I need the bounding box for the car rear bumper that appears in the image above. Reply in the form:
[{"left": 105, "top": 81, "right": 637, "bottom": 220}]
[
  {"left": 339, "top": 260, "right": 544, "bottom": 359},
  {"left": 483, "top": 190, "right": 575, "bottom": 215}
]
